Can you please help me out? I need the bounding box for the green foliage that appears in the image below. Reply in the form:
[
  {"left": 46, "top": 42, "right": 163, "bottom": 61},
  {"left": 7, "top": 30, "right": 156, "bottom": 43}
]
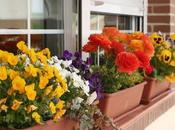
[{"left": 92, "top": 65, "right": 144, "bottom": 93}]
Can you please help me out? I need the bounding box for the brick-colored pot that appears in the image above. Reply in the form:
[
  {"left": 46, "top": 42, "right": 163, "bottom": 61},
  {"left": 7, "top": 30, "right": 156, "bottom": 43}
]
[
  {"left": 0, "top": 118, "right": 78, "bottom": 130},
  {"left": 141, "top": 78, "right": 171, "bottom": 104},
  {"left": 98, "top": 82, "right": 146, "bottom": 118}
]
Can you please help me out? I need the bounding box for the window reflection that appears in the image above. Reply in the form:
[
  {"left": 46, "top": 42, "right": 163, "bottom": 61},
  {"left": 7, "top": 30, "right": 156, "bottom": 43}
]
[
  {"left": 31, "top": 34, "right": 64, "bottom": 56},
  {"left": 0, "top": 0, "right": 27, "bottom": 29},
  {"left": 0, "top": 35, "right": 27, "bottom": 53},
  {"left": 31, "top": 0, "right": 64, "bottom": 29}
]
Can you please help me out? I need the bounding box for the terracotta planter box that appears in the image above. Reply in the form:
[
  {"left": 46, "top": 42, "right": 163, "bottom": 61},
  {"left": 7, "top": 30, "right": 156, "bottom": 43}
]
[
  {"left": 141, "top": 78, "right": 171, "bottom": 104},
  {"left": 0, "top": 118, "right": 78, "bottom": 130},
  {"left": 98, "top": 82, "right": 146, "bottom": 118}
]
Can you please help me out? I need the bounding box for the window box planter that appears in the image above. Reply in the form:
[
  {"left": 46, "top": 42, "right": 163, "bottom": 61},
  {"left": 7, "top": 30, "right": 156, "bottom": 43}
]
[
  {"left": 98, "top": 82, "right": 146, "bottom": 118},
  {"left": 0, "top": 118, "right": 79, "bottom": 130},
  {"left": 141, "top": 78, "right": 171, "bottom": 104}
]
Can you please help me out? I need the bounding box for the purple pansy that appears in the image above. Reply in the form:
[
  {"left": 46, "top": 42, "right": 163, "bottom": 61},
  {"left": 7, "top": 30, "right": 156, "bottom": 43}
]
[{"left": 61, "top": 50, "right": 102, "bottom": 99}]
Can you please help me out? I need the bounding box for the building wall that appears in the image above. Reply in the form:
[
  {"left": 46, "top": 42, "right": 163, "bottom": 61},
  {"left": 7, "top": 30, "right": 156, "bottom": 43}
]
[{"left": 148, "top": 0, "right": 175, "bottom": 35}]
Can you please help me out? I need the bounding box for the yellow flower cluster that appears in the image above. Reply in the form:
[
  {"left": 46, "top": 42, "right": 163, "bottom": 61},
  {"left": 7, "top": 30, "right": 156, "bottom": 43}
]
[
  {"left": 150, "top": 33, "right": 175, "bottom": 82},
  {"left": 0, "top": 41, "right": 67, "bottom": 125}
]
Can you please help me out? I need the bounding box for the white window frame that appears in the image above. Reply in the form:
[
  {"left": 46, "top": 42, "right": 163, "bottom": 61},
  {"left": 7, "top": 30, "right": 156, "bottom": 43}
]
[
  {"left": 81, "top": 0, "right": 147, "bottom": 41},
  {"left": 0, "top": 0, "right": 64, "bottom": 49}
]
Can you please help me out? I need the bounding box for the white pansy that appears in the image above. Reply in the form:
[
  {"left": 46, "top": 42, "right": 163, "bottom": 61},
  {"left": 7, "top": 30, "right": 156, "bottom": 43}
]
[
  {"left": 61, "top": 60, "right": 72, "bottom": 68},
  {"left": 53, "top": 63, "right": 62, "bottom": 71},
  {"left": 86, "top": 92, "right": 97, "bottom": 105},
  {"left": 71, "top": 97, "right": 84, "bottom": 110},
  {"left": 49, "top": 56, "right": 90, "bottom": 96},
  {"left": 60, "top": 69, "right": 71, "bottom": 78},
  {"left": 72, "top": 72, "right": 90, "bottom": 96}
]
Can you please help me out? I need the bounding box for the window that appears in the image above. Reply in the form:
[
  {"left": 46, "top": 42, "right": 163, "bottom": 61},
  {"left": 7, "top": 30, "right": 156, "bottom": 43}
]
[
  {"left": 90, "top": 12, "right": 143, "bottom": 33},
  {"left": 0, "top": 0, "right": 79, "bottom": 56}
]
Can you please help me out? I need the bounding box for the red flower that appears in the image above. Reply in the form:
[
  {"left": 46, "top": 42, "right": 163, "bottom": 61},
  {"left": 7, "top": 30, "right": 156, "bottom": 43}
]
[
  {"left": 134, "top": 51, "right": 150, "bottom": 69},
  {"left": 142, "top": 35, "right": 154, "bottom": 57},
  {"left": 111, "top": 41, "right": 125, "bottom": 54},
  {"left": 144, "top": 65, "right": 154, "bottom": 75},
  {"left": 115, "top": 52, "right": 140, "bottom": 74},
  {"left": 102, "top": 27, "right": 119, "bottom": 40},
  {"left": 82, "top": 42, "right": 98, "bottom": 52},
  {"left": 88, "top": 34, "right": 112, "bottom": 51},
  {"left": 102, "top": 27, "right": 128, "bottom": 43}
]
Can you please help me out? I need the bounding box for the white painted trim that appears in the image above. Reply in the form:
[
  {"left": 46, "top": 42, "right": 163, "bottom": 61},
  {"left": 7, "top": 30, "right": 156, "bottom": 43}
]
[
  {"left": 0, "top": 29, "right": 64, "bottom": 34},
  {"left": 143, "top": 0, "right": 148, "bottom": 33},
  {"left": 27, "top": 0, "right": 31, "bottom": 48},
  {"left": 132, "top": 16, "right": 136, "bottom": 32},
  {"left": 90, "top": 1, "right": 144, "bottom": 16},
  {"left": 81, "top": 0, "right": 91, "bottom": 59},
  {"left": 140, "top": 17, "right": 143, "bottom": 32}
]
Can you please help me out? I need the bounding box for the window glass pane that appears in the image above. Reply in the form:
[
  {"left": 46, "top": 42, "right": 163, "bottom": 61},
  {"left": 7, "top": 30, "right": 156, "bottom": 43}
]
[
  {"left": 99, "top": 15, "right": 105, "bottom": 30},
  {"left": 72, "top": 0, "right": 79, "bottom": 50},
  {"left": 90, "top": 14, "right": 98, "bottom": 30},
  {"left": 31, "top": 34, "right": 64, "bottom": 56},
  {"left": 31, "top": 0, "right": 64, "bottom": 29},
  {"left": 104, "top": 15, "right": 117, "bottom": 27},
  {"left": 0, "top": 35, "right": 27, "bottom": 53},
  {"left": 118, "top": 16, "right": 132, "bottom": 30},
  {"left": 0, "top": 0, "right": 27, "bottom": 29}
]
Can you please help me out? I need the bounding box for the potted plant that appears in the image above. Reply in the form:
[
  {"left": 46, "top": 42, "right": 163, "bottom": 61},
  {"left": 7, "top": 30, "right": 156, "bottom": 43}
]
[
  {"left": 0, "top": 41, "right": 74, "bottom": 130},
  {"left": 141, "top": 33, "right": 175, "bottom": 104},
  {"left": 82, "top": 27, "right": 154, "bottom": 118},
  {"left": 49, "top": 51, "right": 118, "bottom": 130}
]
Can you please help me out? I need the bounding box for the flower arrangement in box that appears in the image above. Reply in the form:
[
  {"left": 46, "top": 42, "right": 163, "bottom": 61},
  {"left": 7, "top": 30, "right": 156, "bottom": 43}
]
[
  {"left": 150, "top": 32, "right": 175, "bottom": 81},
  {"left": 82, "top": 27, "right": 154, "bottom": 118},
  {"left": 141, "top": 33, "right": 175, "bottom": 103},
  {"left": 0, "top": 42, "right": 67, "bottom": 129},
  {"left": 49, "top": 51, "right": 114, "bottom": 130}
]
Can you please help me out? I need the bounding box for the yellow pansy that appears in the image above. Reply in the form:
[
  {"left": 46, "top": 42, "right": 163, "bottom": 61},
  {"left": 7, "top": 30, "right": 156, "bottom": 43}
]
[
  {"left": 0, "top": 51, "right": 9, "bottom": 62},
  {"left": 49, "top": 102, "right": 56, "bottom": 114},
  {"left": 39, "top": 76, "right": 49, "bottom": 89},
  {"left": 0, "top": 66, "right": 7, "bottom": 80},
  {"left": 165, "top": 73, "right": 175, "bottom": 83},
  {"left": 170, "top": 60, "right": 175, "bottom": 67},
  {"left": 0, "top": 98, "right": 7, "bottom": 105},
  {"left": 26, "top": 105, "right": 37, "bottom": 113},
  {"left": 25, "top": 84, "right": 36, "bottom": 101},
  {"left": 36, "top": 52, "right": 47, "bottom": 64},
  {"left": 150, "top": 33, "right": 164, "bottom": 46},
  {"left": 55, "top": 70, "right": 64, "bottom": 83},
  {"left": 1, "top": 105, "right": 8, "bottom": 112},
  {"left": 44, "top": 85, "right": 53, "bottom": 96},
  {"left": 11, "top": 99, "right": 22, "bottom": 111},
  {"left": 44, "top": 65, "right": 54, "bottom": 79},
  {"left": 28, "top": 49, "right": 37, "bottom": 63},
  {"left": 9, "top": 69, "right": 19, "bottom": 80},
  {"left": 17, "top": 41, "right": 28, "bottom": 53},
  {"left": 42, "top": 48, "right": 51, "bottom": 59},
  {"left": 52, "top": 87, "right": 65, "bottom": 98},
  {"left": 7, "top": 87, "right": 14, "bottom": 96},
  {"left": 56, "top": 100, "right": 65, "bottom": 110},
  {"left": 170, "top": 34, "right": 175, "bottom": 41},
  {"left": 12, "top": 76, "right": 26, "bottom": 93},
  {"left": 32, "top": 112, "right": 42, "bottom": 124},
  {"left": 53, "top": 109, "right": 66, "bottom": 121},
  {"left": 61, "top": 80, "right": 68, "bottom": 91},
  {"left": 159, "top": 49, "right": 172, "bottom": 63},
  {"left": 7, "top": 53, "right": 18, "bottom": 66},
  {"left": 25, "top": 65, "right": 38, "bottom": 77},
  {"left": 163, "top": 41, "right": 171, "bottom": 48}
]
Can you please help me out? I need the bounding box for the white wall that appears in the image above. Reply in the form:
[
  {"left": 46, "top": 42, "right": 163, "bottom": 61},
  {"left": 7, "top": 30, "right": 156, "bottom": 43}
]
[
  {"left": 90, "top": 0, "right": 144, "bottom": 16},
  {"left": 0, "top": 0, "right": 27, "bottom": 19}
]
